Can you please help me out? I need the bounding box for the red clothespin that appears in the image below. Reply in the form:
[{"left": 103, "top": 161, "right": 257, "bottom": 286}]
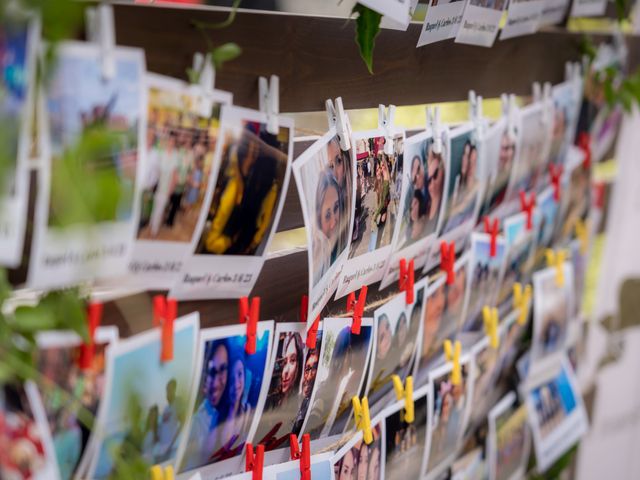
[
  {"left": 519, "top": 191, "right": 536, "bottom": 230},
  {"left": 549, "top": 164, "right": 563, "bottom": 202},
  {"left": 239, "top": 297, "right": 260, "bottom": 355},
  {"left": 346, "top": 286, "right": 368, "bottom": 335},
  {"left": 440, "top": 241, "right": 456, "bottom": 285},
  {"left": 161, "top": 298, "right": 177, "bottom": 363},
  {"left": 289, "top": 434, "right": 311, "bottom": 480},
  {"left": 306, "top": 315, "right": 320, "bottom": 349},
  {"left": 398, "top": 258, "right": 415, "bottom": 304},
  {"left": 79, "top": 301, "right": 103, "bottom": 370},
  {"left": 483, "top": 217, "right": 499, "bottom": 258},
  {"left": 300, "top": 295, "right": 309, "bottom": 324},
  {"left": 245, "top": 443, "right": 264, "bottom": 480},
  {"left": 153, "top": 295, "right": 165, "bottom": 327},
  {"left": 578, "top": 132, "right": 591, "bottom": 170},
  {"left": 593, "top": 181, "right": 605, "bottom": 209}
]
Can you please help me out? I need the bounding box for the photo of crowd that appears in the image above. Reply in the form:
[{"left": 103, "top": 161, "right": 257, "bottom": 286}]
[
  {"left": 395, "top": 135, "right": 445, "bottom": 250},
  {"left": 252, "top": 326, "right": 322, "bottom": 451},
  {"left": 180, "top": 326, "right": 271, "bottom": 471},
  {"left": 46, "top": 48, "right": 142, "bottom": 227},
  {"left": 295, "top": 133, "right": 354, "bottom": 287},
  {"left": 303, "top": 320, "right": 373, "bottom": 439},
  {"left": 530, "top": 367, "right": 577, "bottom": 439},
  {"left": 533, "top": 265, "right": 572, "bottom": 361},
  {"left": 36, "top": 332, "right": 115, "bottom": 480},
  {"left": 350, "top": 134, "right": 403, "bottom": 258},
  {"left": 195, "top": 113, "right": 290, "bottom": 257},
  {"left": 137, "top": 81, "right": 225, "bottom": 243},
  {"left": 493, "top": 403, "right": 529, "bottom": 480},
  {"left": 384, "top": 393, "right": 428, "bottom": 480},
  {"left": 333, "top": 424, "right": 382, "bottom": 480}
]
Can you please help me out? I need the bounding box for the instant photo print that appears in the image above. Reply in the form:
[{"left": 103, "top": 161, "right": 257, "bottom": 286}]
[{"left": 331, "top": 425, "right": 384, "bottom": 480}]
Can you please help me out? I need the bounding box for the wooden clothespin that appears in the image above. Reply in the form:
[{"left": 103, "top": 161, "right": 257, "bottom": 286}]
[
  {"left": 378, "top": 104, "right": 397, "bottom": 156},
  {"left": 245, "top": 443, "right": 264, "bottom": 480},
  {"left": 259, "top": 75, "right": 279, "bottom": 135},
  {"left": 153, "top": 295, "right": 177, "bottom": 363},
  {"left": 549, "top": 164, "right": 563, "bottom": 202},
  {"left": 239, "top": 297, "right": 260, "bottom": 355},
  {"left": 289, "top": 434, "right": 311, "bottom": 480},
  {"left": 352, "top": 396, "right": 373, "bottom": 444},
  {"left": 150, "top": 465, "right": 175, "bottom": 480},
  {"left": 392, "top": 375, "right": 414, "bottom": 424},
  {"left": 398, "top": 258, "right": 415, "bottom": 305},
  {"left": 483, "top": 217, "right": 499, "bottom": 257},
  {"left": 575, "top": 219, "right": 589, "bottom": 255},
  {"left": 577, "top": 132, "right": 592, "bottom": 170},
  {"left": 545, "top": 249, "right": 567, "bottom": 287},
  {"left": 326, "top": 97, "right": 351, "bottom": 151},
  {"left": 513, "top": 282, "right": 532, "bottom": 326},
  {"left": 79, "top": 301, "right": 103, "bottom": 370},
  {"left": 482, "top": 306, "right": 499, "bottom": 349},
  {"left": 440, "top": 241, "right": 456, "bottom": 285},
  {"left": 519, "top": 191, "right": 536, "bottom": 231},
  {"left": 346, "top": 286, "right": 368, "bottom": 335},
  {"left": 85, "top": 3, "right": 115, "bottom": 79},
  {"left": 427, "top": 106, "right": 443, "bottom": 154},
  {"left": 443, "top": 340, "right": 462, "bottom": 386}
]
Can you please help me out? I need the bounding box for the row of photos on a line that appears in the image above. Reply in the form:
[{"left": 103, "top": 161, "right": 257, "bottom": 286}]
[{"left": 5, "top": 260, "right": 590, "bottom": 480}]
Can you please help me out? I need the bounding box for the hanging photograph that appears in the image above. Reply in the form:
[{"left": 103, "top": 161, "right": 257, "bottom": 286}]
[
  {"left": 336, "top": 129, "right": 405, "bottom": 299},
  {"left": 177, "top": 321, "right": 273, "bottom": 474},
  {"left": 380, "top": 129, "right": 447, "bottom": 289},
  {"left": 0, "top": 13, "right": 38, "bottom": 267},
  {"left": 87, "top": 314, "right": 199, "bottom": 479},
  {"left": 301, "top": 317, "right": 373, "bottom": 440},
  {"left": 294, "top": 129, "right": 356, "bottom": 328},
  {"left": 556, "top": 146, "right": 590, "bottom": 244},
  {"left": 331, "top": 425, "right": 384, "bottom": 480},
  {"left": 128, "top": 73, "right": 232, "bottom": 289},
  {"left": 29, "top": 41, "right": 146, "bottom": 289},
  {"left": 548, "top": 78, "right": 583, "bottom": 166},
  {"left": 466, "top": 333, "right": 502, "bottom": 429},
  {"left": 264, "top": 451, "right": 333, "bottom": 480},
  {"left": 170, "top": 105, "right": 293, "bottom": 300}
]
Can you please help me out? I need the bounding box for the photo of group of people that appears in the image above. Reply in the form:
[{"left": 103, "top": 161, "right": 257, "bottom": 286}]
[
  {"left": 252, "top": 324, "right": 322, "bottom": 451},
  {"left": 350, "top": 133, "right": 403, "bottom": 258},
  {"left": 333, "top": 425, "right": 382, "bottom": 480},
  {"left": 302, "top": 319, "right": 373, "bottom": 439},
  {"left": 137, "top": 76, "right": 227, "bottom": 243},
  {"left": 384, "top": 392, "right": 428, "bottom": 480},
  {"left": 89, "top": 315, "right": 198, "bottom": 479},
  {"left": 180, "top": 322, "right": 272, "bottom": 472},
  {"left": 194, "top": 109, "right": 291, "bottom": 257},
  {"left": 529, "top": 366, "right": 576, "bottom": 439},
  {"left": 36, "top": 328, "right": 117, "bottom": 480},
  {"left": 367, "top": 284, "right": 424, "bottom": 410},
  {"left": 424, "top": 362, "right": 471, "bottom": 479},
  {"left": 488, "top": 393, "right": 530, "bottom": 480}
]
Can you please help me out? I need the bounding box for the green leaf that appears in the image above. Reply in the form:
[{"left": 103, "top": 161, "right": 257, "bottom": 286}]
[
  {"left": 352, "top": 4, "right": 382, "bottom": 75},
  {"left": 13, "top": 305, "right": 57, "bottom": 332},
  {"left": 186, "top": 67, "right": 200, "bottom": 85},
  {"left": 211, "top": 43, "right": 242, "bottom": 70}
]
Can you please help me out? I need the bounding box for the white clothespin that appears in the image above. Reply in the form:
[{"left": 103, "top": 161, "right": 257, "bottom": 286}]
[
  {"left": 468, "top": 90, "right": 485, "bottom": 142},
  {"left": 85, "top": 3, "right": 116, "bottom": 80},
  {"left": 259, "top": 75, "right": 280, "bottom": 135},
  {"left": 427, "top": 106, "right": 443, "bottom": 155},
  {"left": 326, "top": 97, "right": 351, "bottom": 151},
  {"left": 504, "top": 94, "right": 517, "bottom": 143},
  {"left": 541, "top": 82, "right": 553, "bottom": 126},
  {"left": 532, "top": 82, "right": 542, "bottom": 103},
  {"left": 378, "top": 104, "right": 396, "bottom": 156},
  {"left": 191, "top": 52, "right": 216, "bottom": 117}
]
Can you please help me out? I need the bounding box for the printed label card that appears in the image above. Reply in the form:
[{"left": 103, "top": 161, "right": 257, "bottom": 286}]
[
  {"left": 170, "top": 105, "right": 293, "bottom": 300},
  {"left": 383, "top": 385, "right": 430, "bottom": 480},
  {"left": 417, "top": 0, "right": 466, "bottom": 46},
  {"left": 380, "top": 128, "right": 447, "bottom": 289},
  {"left": 128, "top": 73, "right": 232, "bottom": 289},
  {"left": 301, "top": 317, "right": 373, "bottom": 440},
  {"left": 35, "top": 327, "right": 119, "bottom": 480},
  {"left": 569, "top": 0, "right": 607, "bottom": 17},
  {"left": 177, "top": 321, "right": 274, "bottom": 475},
  {"left": 487, "top": 392, "right": 531, "bottom": 480},
  {"left": 539, "top": 0, "right": 571, "bottom": 25},
  {"left": 525, "top": 356, "right": 587, "bottom": 473},
  {"left": 336, "top": 128, "right": 405, "bottom": 299},
  {"left": 455, "top": 0, "right": 508, "bottom": 47},
  {"left": 380, "top": 0, "right": 420, "bottom": 30},
  {"left": 359, "top": 0, "right": 412, "bottom": 26},
  {"left": 0, "top": 13, "right": 39, "bottom": 267},
  {"left": 422, "top": 356, "right": 474, "bottom": 480},
  {"left": 499, "top": 0, "right": 545, "bottom": 40},
  {"left": 294, "top": 128, "right": 356, "bottom": 328},
  {"left": 30, "top": 41, "right": 147, "bottom": 289},
  {"left": 331, "top": 425, "right": 384, "bottom": 480}
]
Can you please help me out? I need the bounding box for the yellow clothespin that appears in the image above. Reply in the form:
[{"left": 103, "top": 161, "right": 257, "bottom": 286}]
[
  {"left": 575, "top": 219, "right": 589, "bottom": 255},
  {"left": 150, "top": 465, "right": 175, "bottom": 480},
  {"left": 392, "top": 375, "right": 414, "bottom": 423},
  {"left": 482, "top": 306, "right": 499, "bottom": 349},
  {"left": 513, "top": 283, "right": 532, "bottom": 326},
  {"left": 443, "top": 340, "right": 462, "bottom": 386},
  {"left": 352, "top": 396, "right": 373, "bottom": 444},
  {"left": 545, "top": 248, "right": 567, "bottom": 287}
]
